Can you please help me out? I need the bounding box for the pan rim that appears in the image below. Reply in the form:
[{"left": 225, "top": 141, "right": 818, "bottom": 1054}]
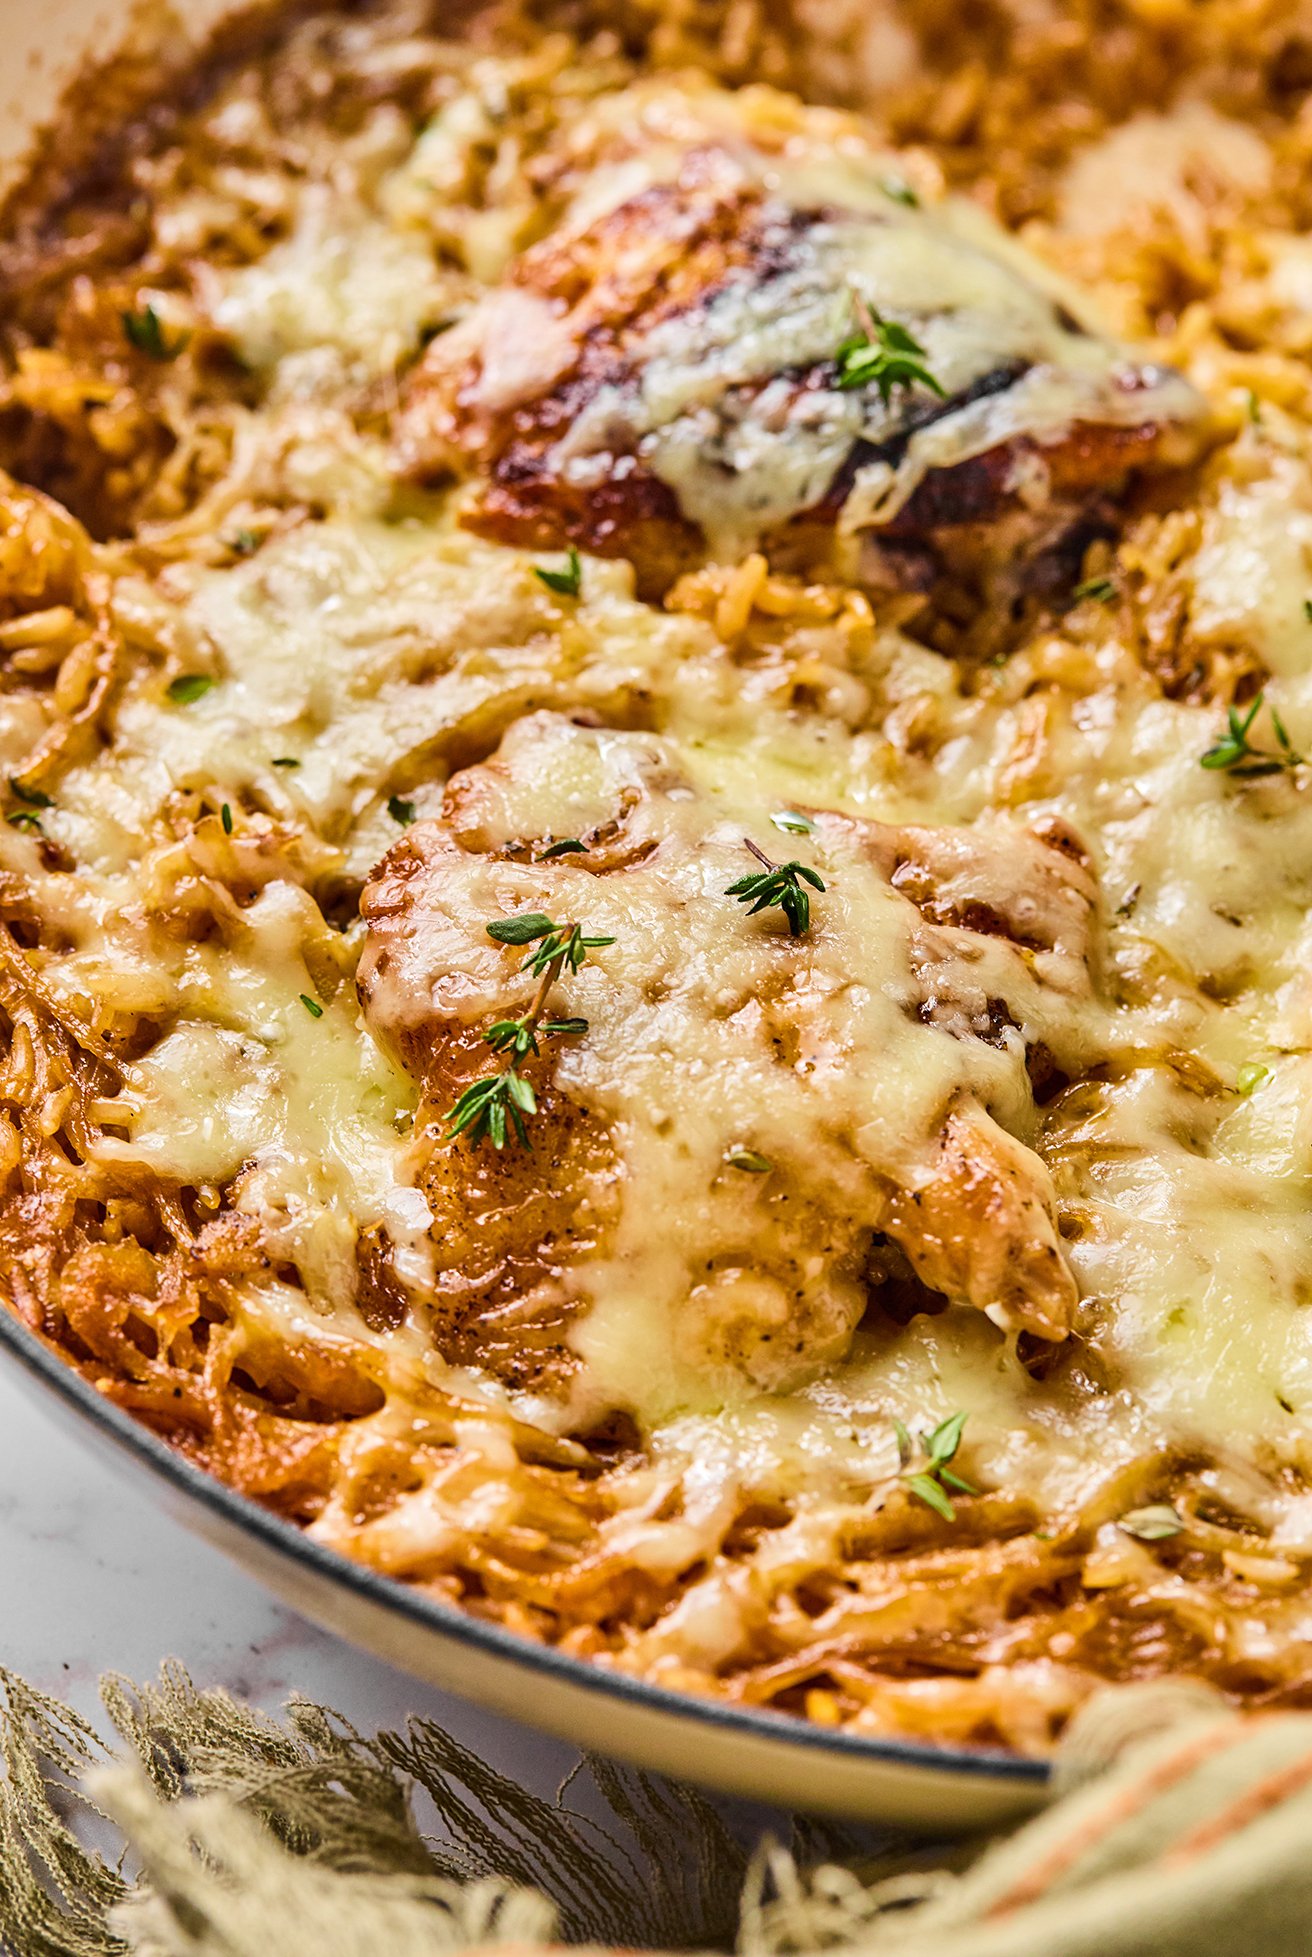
[{"left": 0, "top": 1307, "right": 1050, "bottom": 1789}]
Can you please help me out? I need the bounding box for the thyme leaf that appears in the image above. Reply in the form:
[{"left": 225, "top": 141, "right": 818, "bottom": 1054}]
[
  {"left": 725, "top": 1147, "right": 772, "bottom": 1173},
  {"left": 1200, "top": 692, "right": 1306, "bottom": 777},
  {"left": 8, "top": 778, "right": 52, "bottom": 808},
  {"left": 484, "top": 1013, "right": 588, "bottom": 1059},
  {"left": 534, "top": 548, "right": 583, "bottom": 598},
  {"left": 835, "top": 300, "right": 944, "bottom": 404},
  {"left": 122, "top": 303, "right": 191, "bottom": 362},
  {"left": 725, "top": 841, "right": 825, "bottom": 936},
  {"left": 506, "top": 917, "right": 615, "bottom": 979},
  {"left": 446, "top": 1068, "right": 538, "bottom": 1149},
  {"left": 167, "top": 674, "right": 214, "bottom": 705},
  {"left": 899, "top": 1410, "right": 976, "bottom": 1521},
  {"left": 387, "top": 795, "right": 417, "bottom": 825},
  {"left": 904, "top": 1473, "right": 957, "bottom": 1521},
  {"left": 486, "top": 912, "right": 556, "bottom": 946}
]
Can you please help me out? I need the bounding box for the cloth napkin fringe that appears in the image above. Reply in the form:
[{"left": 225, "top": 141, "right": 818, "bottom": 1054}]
[{"left": 1, "top": 1664, "right": 1310, "bottom": 1956}]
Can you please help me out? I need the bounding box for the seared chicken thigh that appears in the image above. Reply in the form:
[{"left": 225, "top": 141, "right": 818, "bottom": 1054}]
[
  {"left": 359, "top": 715, "right": 1097, "bottom": 1420},
  {"left": 395, "top": 85, "right": 1212, "bottom": 596}
]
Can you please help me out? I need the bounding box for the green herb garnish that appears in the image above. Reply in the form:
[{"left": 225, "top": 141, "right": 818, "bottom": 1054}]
[
  {"left": 533, "top": 548, "right": 583, "bottom": 598},
  {"left": 485, "top": 1013, "right": 589, "bottom": 1060},
  {"left": 6, "top": 810, "right": 41, "bottom": 833},
  {"left": 1074, "top": 576, "right": 1116, "bottom": 603},
  {"left": 446, "top": 910, "right": 608, "bottom": 1148},
  {"left": 725, "top": 840, "right": 825, "bottom": 937},
  {"left": 1236, "top": 1061, "right": 1270, "bottom": 1096},
  {"left": 445, "top": 1068, "right": 539, "bottom": 1149},
  {"left": 230, "top": 529, "right": 262, "bottom": 556},
  {"left": 881, "top": 175, "right": 920, "bottom": 208},
  {"left": 387, "top": 795, "right": 416, "bottom": 825},
  {"left": 540, "top": 837, "right": 587, "bottom": 859},
  {"left": 900, "top": 1411, "right": 976, "bottom": 1522},
  {"left": 271, "top": 757, "right": 300, "bottom": 769},
  {"left": 1200, "top": 692, "right": 1306, "bottom": 777},
  {"left": 486, "top": 912, "right": 556, "bottom": 946},
  {"left": 220, "top": 802, "right": 233, "bottom": 835},
  {"left": 770, "top": 810, "right": 815, "bottom": 836},
  {"left": 835, "top": 300, "right": 945, "bottom": 404},
  {"left": 299, "top": 994, "right": 324, "bottom": 1019},
  {"left": 9, "top": 778, "right": 52, "bottom": 809},
  {"left": 725, "top": 1147, "right": 772, "bottom": 1174},
  {"left": 486, "top": 912, "right": 615, "bottom": 979},
  {"left": 167, "top": 674, "right": 215, "bottom": 705},
  {"left": 121, "top": 303, "right": 190, "bottom": 362}
]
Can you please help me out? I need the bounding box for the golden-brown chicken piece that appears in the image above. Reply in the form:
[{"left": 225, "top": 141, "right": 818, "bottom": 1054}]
[
  {"left": 358, "top": 714, "right": 1097, "bottom": 1424},
  {"left": 394, "top": 86, "right": 1212, "bottom": 598}
]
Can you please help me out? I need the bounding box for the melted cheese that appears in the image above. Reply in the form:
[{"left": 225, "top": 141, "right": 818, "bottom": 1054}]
[
  {"left": 1188, "top": 455, "right": 1312, "bottom": 677},
  {"left": 25, "top": 450, "right": 1312, "bottom": 1534},
  {"left": 543, "top": 144, "right": 1203, "bottom": 556},
  {"left": 209, "top": 186, "right": 453, "bottom": 387},
  {"left": 1058, "top": 104, "right": 1273, "bottom": 244},
  {"left": 12, "top": 69, "right": 1312, "bottom": 1590}
]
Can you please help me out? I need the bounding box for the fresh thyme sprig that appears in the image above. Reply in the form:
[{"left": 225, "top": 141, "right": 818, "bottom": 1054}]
[
  {"left": 725, "top": 840, "right": 825, "bottom": 936},
  {"left": 835, "top": 295, "right": 945, "bottom": 404},
  {"left": 445, "top": 912, "right": 609, "bottom": 1148},
  {"left": 895, "top": 1410, "right": 976, "bottom": 1522},
  {"left": 484, "top": 1012, "right": 589, "bottom": 1059},
  {"left": 1200, "top": 692, "right": 1306, "bottom": 777},
  {"left": 445, "top": 1066, "right": 540, "bottom": 1149}
]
